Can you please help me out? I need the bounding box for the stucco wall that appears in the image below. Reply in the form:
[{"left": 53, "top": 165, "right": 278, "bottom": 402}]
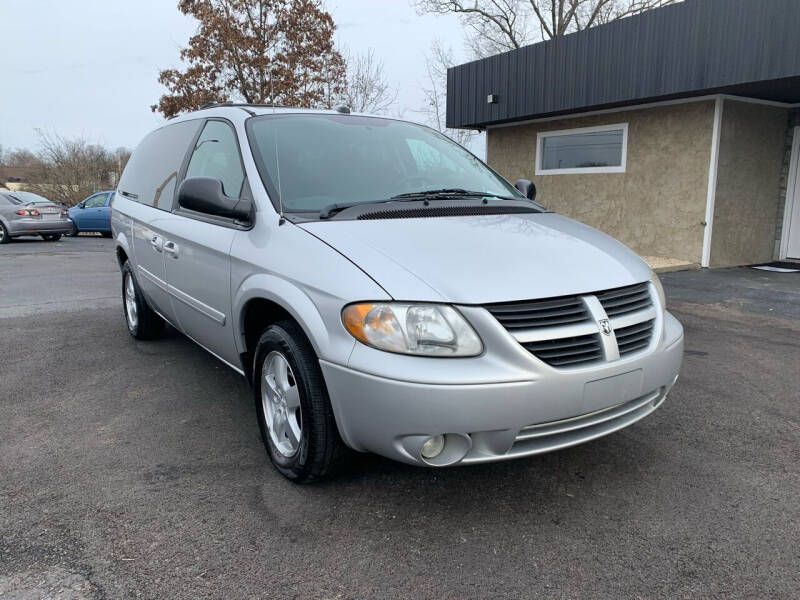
[
  {"left": 486, "top": 101, "right": 715, "bottom": 264},
  {"left": 710, "top": 101, "right": 788, "bottom": 267}
]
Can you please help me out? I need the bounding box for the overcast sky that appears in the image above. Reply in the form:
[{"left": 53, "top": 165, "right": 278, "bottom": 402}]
[{"left": 1, "top": 0, "right": 467, "bottom": 152}]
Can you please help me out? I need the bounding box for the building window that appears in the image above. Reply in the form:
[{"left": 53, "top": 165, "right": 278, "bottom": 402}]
[{"left": 536, "top": 123, "right": 628, "bottom": 175}]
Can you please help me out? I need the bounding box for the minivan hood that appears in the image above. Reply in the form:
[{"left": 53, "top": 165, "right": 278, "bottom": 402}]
[{"left": 300, "top": 213, "right": 651, "bottom": 304}]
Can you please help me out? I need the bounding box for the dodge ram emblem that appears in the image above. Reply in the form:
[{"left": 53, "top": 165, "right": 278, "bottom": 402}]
[{"left": 599, "top": 319, "right": 612, "bottom": 335}]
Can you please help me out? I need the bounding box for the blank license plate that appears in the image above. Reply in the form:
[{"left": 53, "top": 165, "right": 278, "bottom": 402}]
[{"left": 582, "top": 370, "right": 643, "bottom": 413}]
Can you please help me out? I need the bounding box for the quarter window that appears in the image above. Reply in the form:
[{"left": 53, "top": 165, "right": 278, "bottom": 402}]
[
  {"left": 185, "top": 121, "right": 245, "bottom": 198},
  {"left": 536, "top": 124, "right": 628, "bottom": 175},
  {"left": 118, "top": 120, "right": 203, "bottom": 210}
]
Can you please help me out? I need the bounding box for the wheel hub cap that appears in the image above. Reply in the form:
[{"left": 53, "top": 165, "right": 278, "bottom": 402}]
[{"left": 262, "top": 351, "right": 302, "bottom": 457}]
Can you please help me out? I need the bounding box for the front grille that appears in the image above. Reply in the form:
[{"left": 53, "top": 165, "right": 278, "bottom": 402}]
[
  {"left": 615, "top": 319, "right": 655, "bottom": 356},
  {"left": 596, "top": 282, "right": 652, "bottom": 316},
  {"left": 484, "top": 295, "right": 590, "bottom": 330},
  {"left": 485, "top": 281, "right": 655, "bottom": 368},
  {"left": 522, "top": 333, "right": 603, "bottom": 367}
]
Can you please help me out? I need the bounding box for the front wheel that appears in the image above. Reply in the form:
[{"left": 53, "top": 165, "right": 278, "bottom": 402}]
[
  {"left": 253, "top": 321, "right": 347, "bottom": 482},
  {"left": 121, "top": 261, "right": 164, "bottom": 340}
]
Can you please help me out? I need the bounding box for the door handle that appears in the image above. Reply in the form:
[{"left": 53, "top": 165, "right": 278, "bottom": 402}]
[
  {"left": 164, "top": 240, "right": 179, "bottom": 258},
  {"left": 150, "top": 235, "right": 163, "bottom": 252}
]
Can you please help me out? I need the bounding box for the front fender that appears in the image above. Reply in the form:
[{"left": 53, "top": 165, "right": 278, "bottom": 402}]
[{"left": 232, "top": 273, "right": 356, "bottom": 365}]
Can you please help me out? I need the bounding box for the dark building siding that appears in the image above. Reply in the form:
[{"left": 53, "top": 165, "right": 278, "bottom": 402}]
[{"left": 447, "top": 0, "right": 800, "bottom": 129}]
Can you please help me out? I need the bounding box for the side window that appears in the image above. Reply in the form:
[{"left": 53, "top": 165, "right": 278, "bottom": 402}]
[
  {"left": 118, "top": 120, "right": 203, "bottom": 210},
  {"left": 84, "top": 194, "right": 107, "bottom": 208},
  {"left": 185, "top": 121, "right": 245, "bottom": 198}
]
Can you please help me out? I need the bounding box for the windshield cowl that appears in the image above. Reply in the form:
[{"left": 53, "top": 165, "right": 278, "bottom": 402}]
[{"left": 315, "top": 196, "right": 545, "bottom": 222}]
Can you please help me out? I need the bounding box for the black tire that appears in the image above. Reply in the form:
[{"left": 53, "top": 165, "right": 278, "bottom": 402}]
[
  {"left": 41, "top": 233, "right": 62, "bottom": 241},
  {"left": 253, "top": 320, "right": 347, "bottom": 482},
  {"left": 66, "top": 223, "right": 78, "bottom": 237},
  {"left": 121, "top": 260, "right": 164, "bottom": 340},
  {"left": 0, "top": 222, "right": 10, "bottom": 244},
  {"left": 101, "top": 232, "right": 112, "bottom": 238}
]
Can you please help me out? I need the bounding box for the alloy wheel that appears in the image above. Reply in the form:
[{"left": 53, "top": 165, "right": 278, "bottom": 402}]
[
  {"left": 262, "top": 351, "right": 303, "bottom": 457},
  {"left": 124, "top": 273, "right": 138, "bottom": 331}
]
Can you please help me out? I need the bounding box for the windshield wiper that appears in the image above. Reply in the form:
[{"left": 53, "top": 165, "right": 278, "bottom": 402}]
[
  {"left": 319, "top": 196, "right": 454, "bottom": 219},
  {"left": 390, "top": 188, "right": 519, "bottom": 201},
  {"left": 319, "top": 189, "right": 528, "bottom": 219},
  {"left": 319, "top": 199, "right": 395, "bottom": 219}
]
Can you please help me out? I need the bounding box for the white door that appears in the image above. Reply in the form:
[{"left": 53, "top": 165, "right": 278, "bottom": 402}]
[{"left": 784, "top": 126, "right": 800, "bottom": 259}]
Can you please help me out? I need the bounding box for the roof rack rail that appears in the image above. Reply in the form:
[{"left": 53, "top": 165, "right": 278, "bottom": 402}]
[
  {"left": 166, "top": 102, "right": 324, "bottom": 119},
  {"left": 198, "top": 102, "right": 292, "bottom": 110}
]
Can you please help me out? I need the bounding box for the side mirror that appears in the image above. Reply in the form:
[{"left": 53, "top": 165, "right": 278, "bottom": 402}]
[
  {"left": 177, "top": 177, "right": 251, "bottom": 221},
  {"left": 77, "top": 202, "right": 85, "bottom": 209},
  {"left": 514, "top": 179, "right": 536, "bottom": 201}
]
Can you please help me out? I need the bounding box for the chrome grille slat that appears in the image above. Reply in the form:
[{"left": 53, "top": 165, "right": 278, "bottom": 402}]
[
  {"left": 606, "top": 300, "right": 652, "bottom": 316},
  {"left": 495, "top": 314, "right": 590, "bottom": 329},
  {"left": 597, "top": 282, "right": 652, "bottom": 317},
  {"left": 485, "top": 294, "right": 590, "bottom": 330},
  {"left": 602, "top": 292, "right": 649, "bottom": 308},
  {"left": 489, "top": 298, "right": 584, "bottom": 313},
  {"left": 615, "top": 319, "right": 655, "bottom": 356},
  {"left": 615, "top": 320, "right": 653, "bottom": 335},
  {"left": 522, "top": 333, "right": 603, "bottom": 367},
  {"left": 493, "top": 306, "right": 587, "bottom": 319},
  {"left": 516, "top": 389, "right": 661, "bottom": 441},
  {"left": 617, "top": 332, "right": 651, "bottom": 347},
  {"left": 524, "top": 337, "right": 599, "bottom": 351}
]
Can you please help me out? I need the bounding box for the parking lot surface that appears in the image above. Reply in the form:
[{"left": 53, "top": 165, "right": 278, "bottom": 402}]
[{"left": 1, "top": 236, "right": 799, "bottom": 599}]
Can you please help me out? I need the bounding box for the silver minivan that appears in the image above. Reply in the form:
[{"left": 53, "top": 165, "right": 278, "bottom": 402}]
[{"left": 112, "top": 105, "right": 683, "bottom": 482}]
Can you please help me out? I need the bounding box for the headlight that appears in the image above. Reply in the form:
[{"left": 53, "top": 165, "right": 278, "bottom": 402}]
[
  {"left": 650, "top": 271, "right": 666, "bottom": 310},
  {"left": 342, "top": 303, "right": 482, "bottom": 357}
]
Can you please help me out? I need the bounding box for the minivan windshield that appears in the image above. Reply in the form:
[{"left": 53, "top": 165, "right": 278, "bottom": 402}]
[{"left": 246, "top": 114, "right": 522, "bottom": 214}]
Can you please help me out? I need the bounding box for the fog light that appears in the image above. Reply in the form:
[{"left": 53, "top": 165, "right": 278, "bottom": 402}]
[{"left": 420, "top": 434, "right": 445, "bottom": 459}]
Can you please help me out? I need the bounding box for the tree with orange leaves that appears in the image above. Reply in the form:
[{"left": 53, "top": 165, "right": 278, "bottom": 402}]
[{"left": 153, "top": 0, "right": 346, "bottom": 118}]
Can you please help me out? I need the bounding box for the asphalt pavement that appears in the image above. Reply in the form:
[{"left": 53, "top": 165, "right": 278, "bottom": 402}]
[{"left": 1, "top": 235, "right": 798, "bottom": 599}]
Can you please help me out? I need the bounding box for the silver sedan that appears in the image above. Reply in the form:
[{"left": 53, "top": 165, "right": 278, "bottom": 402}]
[{"left": 0, "top": 191, "right": 73, "bottom": 243}]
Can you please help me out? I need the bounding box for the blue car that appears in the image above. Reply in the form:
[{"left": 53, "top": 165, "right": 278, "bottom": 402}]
[{"left": 67, "top": 191, "right": 113, "bottom": 236}]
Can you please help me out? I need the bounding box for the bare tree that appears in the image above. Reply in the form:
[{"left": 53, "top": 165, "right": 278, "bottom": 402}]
[
  {"left": 0, "top": 148, "right": 42, "bottom": 168},
  {"left": 22, "top": 131, "right": 127, "bottom": 206},
  {"left": 340, "top": 48, "right": 397, "bottom": 114},
  {"left": 414, "top": 0, "right": 679, "bottom": 57},
  {"left": 418, "top": 41, "right": 478, "bottom": 147}
]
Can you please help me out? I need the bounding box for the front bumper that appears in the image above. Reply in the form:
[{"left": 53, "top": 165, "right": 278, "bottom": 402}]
[
  {"left": 321, "top": 311, "right": 684, "bottom": 466},
  {"left": 8, "top": 218, "right": 73, "bottom": 236}
]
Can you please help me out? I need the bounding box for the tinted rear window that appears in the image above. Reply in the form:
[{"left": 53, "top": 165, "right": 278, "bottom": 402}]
[
  {"left": 2, "top": 191, "right": 50, "bottom": 205},
  {"left": 118, "top": 120, "right": 203, "bottom": 210}
]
